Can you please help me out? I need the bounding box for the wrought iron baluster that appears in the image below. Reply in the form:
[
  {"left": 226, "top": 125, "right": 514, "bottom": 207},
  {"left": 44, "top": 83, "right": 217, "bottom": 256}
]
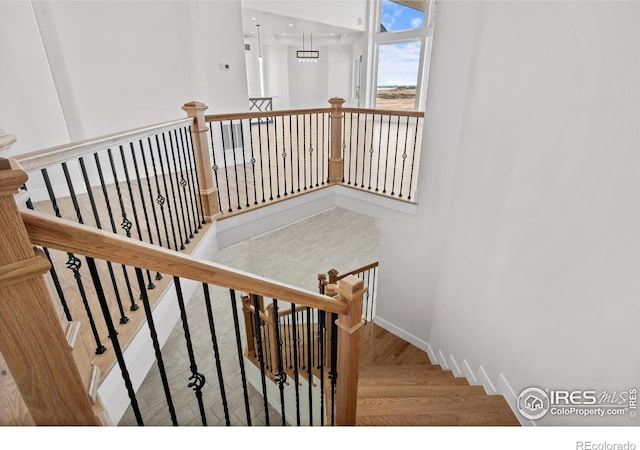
[
  {"left": 123, "top": 143, "right": 156, "bottom": 288},
  {"left": 398, "top": 116, "right": 411, "bottom": 198},
  {"left": 218, "top": 122, "right": 233, "bottom": 213},
  {"left": 376, "top": 114, "right": 384, "bottom": 192},
  {"left": 161, "top": 133, "right": 187, "bottom": 250},
  {"left": 86, "top": 257, "right": 142, "bottom": 424},
  {"left": 354, "top": 113, "right": 361, "bottom": 187},
  {"left": 290, "top": 303, "right": 301, "bottom": 426},
  {"left": 347, "top": 113, "right": 354, "bottom": 184},
  {"left": 202, "top": 283, "right": 231, "bottom": 425},
  {"left": 174, "top": 129, "right": 198, "bottom": 239},
  {"left": 134, "top": 268, "right": 178, "bottom": 425},
  {"left": 361, "top": 114, "right": 369, "bottom": 188},
  {"left": 153, "top": 135, "right": 179, "bottom": 250},
  {"left": 139, "top": 138, "right": 165, "bottom": 251},
  {"left": 315, "top": 113, "right": 319, "bottom": 187},
  {"left": 170, "top": 130, "right": 195, "bottom": 238},
  {"left": 227, "top": 120, "right": 243, "bottom": 210},
  {"left": 256, "top": 118, "right": 267, "bottom": 203},
  {"left": 247, "top": 119, "right": 259, "bottom": 205},
  {"left": 272, "top": 300, "right": 287, "bottom": 425},
  {"left": 230, "top": 289, "right": 252, "bottom": 425},
  {"left": 234, "top": 120, "right": 251, "bottom": 208},
  {"left": 391, "top": 116, "right": 401, "bottom": 196},
  {"left": 368, "top": 114, "right": 377, "bottom": 190},
  {"left": 174, "top": 277, "right": 208, "bottom": 426},
  {"left": 301, "top": 114, "right": 305, "bottom": 191},
  {"left": 104, "top": 150, "right": 139, "bottom": 311},
  {"left": 265, "top": 116, "right": 274, "bottom": 201},
  {"left": 407, "top": 117, "right": 420, "bottom": 201},
  {"left": 41, "top": 167, "right": 105, "bottom": 354},
  {"left": 329, "top": 312, "right": 339, "bottom": 426},
  {"left": 177, "top": 128, "right": 200, "bottom": 233},
  {"left": 306, "top": 306, "right": 313, "bottom": 426},
  {"left": 251, "top": 295, "right": 270, "bottom": 425},
  {"left": 180, "top": 127, "right": 203, "bottom": 230},
  {"left": 382, "top": 115, "right": 392, "bottom": 194},
  {"left": 319, "top": 310, "right": 326, "bottom": 426}
]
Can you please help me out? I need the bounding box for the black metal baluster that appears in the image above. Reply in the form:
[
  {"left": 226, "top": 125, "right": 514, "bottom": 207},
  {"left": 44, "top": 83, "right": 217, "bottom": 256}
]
[
  {"left": 86, "top": 257, "right": 142, "bottom": 424},
  {"left": 315, "top": 113, "right": 319, "bottom": 187},
  {"left": 44, "top": 247, "right": 72, "bottom": 321},
  {"left": 354, "top": 113, "right": 361, "bottom": 187},
  {"left": 123, "top": 143, "right": 155, "bottom": 288},
  {"left": 169, "top": 130, "right": 195, "bottom": 239},
  {"left": 207, "top": 126, "right": 223, "bottom": 219},
  {"left": 178, "top": 128, "right": 201, "bottom": 232},
  {"left": 319, "top": 310, "right": 326, "bottom": 426},
  {"left": 41, "top": 167, "right": 105, "bottom": 354},
  {"left": 347, "top": 113, "right": 354, "bottom": 184},
  {"left": 256, "top": 118, "right": 267, "bottom": 203},
  {"left": 227, "top": 121, "right": 243, "bottom": 210},
  {"left": 265, "top": 117, "right": 275, "bottom": 201},
  {"left": 153, "top": 135, "right": 179, "bottom": 250},
  {"left": 376, "top": 114, "right": 384, "bottom": 192},
  {"left": 174, "top": 277, "right": 208, "bottom": 426},
  {"left": 201, "top": 283, "right": 231, "bottom": 425},
  {"left": 251, "top": 295, "right": 270, "bottom": 425},
  {"left": 329, "top": 312, "right": 338, "bottom": 426},
  {"left": 230, "top": 289, "right": 252, "bottom": 425},
  {"left": 397, "top": 117, "right": 410, "bottom": 198},
  {"left": 407, "top": 117, "right": 420, "bottom": 201},
  {"left": 184, "top": 126, "right": 206, "bottom": 225},
  {"left": 78, "top": 156, "right": 132, "bottom": 319},
  {"left": 292, "top": 114, "right": 298, "bottom": 194},
  {"left": 390, "top": 116, "right": 401, "bottom": 196},
  {"left": 281, "top": 116, "right": 288, "bottom": 196},
  {"left": 306, "top": 307, "right": 313, "bottom": 425},
  {"left": 371, "top": 265, "right": 377, "bottom": 321},
  {"left": 368, "top": 114, "right": 377, "bottom": 190},
  {"left": 235, "top": 120, "right": 251, "bottom": 208},
  {"left": 218, "top": 123, "right": 233, "bottom": 212},
  {"left": 272, "top": 300, "right": 287, "bottom": 425},
  {"left": 322, "top": 113, "right": 327, "bottom": 185},
  {"left": 382, "top": 115, "right": 392, "bottom": 194},
  {"left": 290, "top": 303, "right": 301, "bottom": 426},
  {"left": 161, "top": 133, "right": 187, "bottom": 250},
  {"left": 286, "top": 115, "right": 292, "bottom": 195},
  {"left": 362, "top": 114, "right": 370, "bottom": 188},
  {"left": 103, "top": 150, "right": 139, "bottom": 312},
  {"left": 139, "top": 138, "right": 165, "bottom": 251},
  {"left": 134, "top": 268, "right": 178, "bottom": 425},
  {"left": 247, "top": 119, "right": 259, "bottom": 205},
  {"left": 301, "top": 114, "right": 305, "bottom": 191}
]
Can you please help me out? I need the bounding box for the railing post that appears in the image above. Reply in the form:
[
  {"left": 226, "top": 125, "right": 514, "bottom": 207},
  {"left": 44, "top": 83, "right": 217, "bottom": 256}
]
[
  {"left": 334, "top": 275, "right": 366, "bottom": 426},
  {"left": 0, "top": 134, "right": 99, "bottom": 425},
  {"left": 182, "top": 101, "right": 221, "bottom": 222},
  {"left": 328, "top": 97, "right": 345, "bottom": 183}
]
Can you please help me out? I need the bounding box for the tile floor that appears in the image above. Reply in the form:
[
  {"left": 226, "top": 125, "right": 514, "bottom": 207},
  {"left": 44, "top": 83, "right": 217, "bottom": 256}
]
[{"left": 118, "top": 207, "right": 379, "bottom": 426}]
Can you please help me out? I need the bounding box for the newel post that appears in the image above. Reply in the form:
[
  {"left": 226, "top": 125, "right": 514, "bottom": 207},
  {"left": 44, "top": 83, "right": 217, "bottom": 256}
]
[
  {"left": 0, "top": 133, "right": 99, "bottom": 425},
  {"left": 182, "top": 101, "right": 221, "bottom": 221},
  {"left": 328, "top": 97, "right": 345, "bottom": 183},
  {"left": 335, "top": 274, "right": 366, "bottom": 426}
]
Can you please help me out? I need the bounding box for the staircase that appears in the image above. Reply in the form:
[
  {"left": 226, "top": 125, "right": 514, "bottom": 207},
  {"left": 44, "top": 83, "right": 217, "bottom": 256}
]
[{"left": 356, "top": 323, "right": 520, "bottom": 426}]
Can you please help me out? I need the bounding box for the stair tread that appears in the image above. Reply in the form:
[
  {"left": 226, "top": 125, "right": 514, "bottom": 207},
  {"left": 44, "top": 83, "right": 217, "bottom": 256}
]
[
  {"left": 357, "top": 384, "right": 487, "bottom": 398},
  {"left": 356, "top": 411, "right": 521, "bottom": 426},
  {"left": 356, "top": 395, "right": 516, "bottom": 416}
]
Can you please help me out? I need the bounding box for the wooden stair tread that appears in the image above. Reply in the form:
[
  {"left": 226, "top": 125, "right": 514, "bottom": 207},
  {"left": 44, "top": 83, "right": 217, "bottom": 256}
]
[
  {"left": 357, "top": 384, "right": 487, "bottom": 398},
  {"left": 360, "top": 364, "right": 444, "bottom": 375},
  {"left": 356, "top": 395, "right": 515, "bottom": 416},
  {"left": 356, "top": 410, "right": 521, "bottom": 426}
]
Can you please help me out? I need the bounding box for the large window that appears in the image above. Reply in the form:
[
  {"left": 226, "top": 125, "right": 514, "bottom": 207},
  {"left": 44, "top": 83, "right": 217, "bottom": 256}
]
[
  {"left": 369, "top": 0, "right": 435, "bottom": 111},
  {"left": 375, "top": 40, "right": 422, "bottom": 111}
]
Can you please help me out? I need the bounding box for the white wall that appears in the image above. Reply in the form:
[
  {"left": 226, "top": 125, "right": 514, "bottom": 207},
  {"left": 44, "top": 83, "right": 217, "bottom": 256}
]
[
  {"left": 287, "top": 46, "right": 330, "bottom": 108},
  {"left": 2, "top": 0, "right": 249, "bottom": 155},
  {"left": 374, "top": 0, "right": 640, "bottom": 425},
  {"left": 263, "top": 44, "right": 291, "bottom": 110}
]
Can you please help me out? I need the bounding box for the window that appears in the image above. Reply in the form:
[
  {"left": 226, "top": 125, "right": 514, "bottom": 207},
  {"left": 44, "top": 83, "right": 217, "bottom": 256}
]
[
  {"left": 375, "top": 41, "right": 422, "bottom": 111},
  {"left": 379, "top": 0, "right": 424, "bottom": 33}
]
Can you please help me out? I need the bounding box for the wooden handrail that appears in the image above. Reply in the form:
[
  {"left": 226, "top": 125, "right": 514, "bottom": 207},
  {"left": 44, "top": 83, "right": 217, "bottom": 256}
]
[
  {"left": 16, "top": 118, "right": 193, "bottom": 171},
  {"left": 342, "top": 107, "right": 424, "bottom": 118},
  {"left": 205, "top": 107, "right": 332, "bottom": 122},
  {"left": 21, "top": 209, "right": 347, "bottom": 316},
  {"left": 334, "top": 261, "right": 379, "bottom": 282}
]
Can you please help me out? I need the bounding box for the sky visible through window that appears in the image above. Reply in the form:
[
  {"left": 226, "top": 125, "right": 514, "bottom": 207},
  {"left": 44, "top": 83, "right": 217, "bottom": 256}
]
[{"left": 378, "top": 1, "right": 423, "bottom": 88}]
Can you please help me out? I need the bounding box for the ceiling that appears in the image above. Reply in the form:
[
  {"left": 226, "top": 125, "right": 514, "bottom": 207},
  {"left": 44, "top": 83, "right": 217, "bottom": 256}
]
[{"left": 241, "top": 6, "right": 365, "bottom": 46}]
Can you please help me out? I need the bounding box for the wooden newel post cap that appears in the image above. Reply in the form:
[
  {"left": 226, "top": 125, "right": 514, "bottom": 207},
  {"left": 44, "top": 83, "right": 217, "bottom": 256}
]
[
  {"left": 182, "top": 101, "right": 209, "bottom": 114},
  {"left": 328, "top": 97, "right": 345, "bottom": 112}
]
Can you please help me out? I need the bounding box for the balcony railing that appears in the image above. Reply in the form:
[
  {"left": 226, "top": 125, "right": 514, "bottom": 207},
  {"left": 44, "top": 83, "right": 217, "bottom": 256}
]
[{"left": 1, "top": 96, "right": 423, "bottom": 426}]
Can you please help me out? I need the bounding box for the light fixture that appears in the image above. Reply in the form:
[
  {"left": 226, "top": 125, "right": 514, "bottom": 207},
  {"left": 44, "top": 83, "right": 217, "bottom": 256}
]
[{"left": 296, "top": 33, "right": 319, "bottom": 62}]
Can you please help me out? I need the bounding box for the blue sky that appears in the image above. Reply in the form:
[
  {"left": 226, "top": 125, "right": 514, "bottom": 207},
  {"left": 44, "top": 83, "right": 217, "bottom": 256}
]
[{"left": 377, "top": 1, "right": 424, "bottom": 87}]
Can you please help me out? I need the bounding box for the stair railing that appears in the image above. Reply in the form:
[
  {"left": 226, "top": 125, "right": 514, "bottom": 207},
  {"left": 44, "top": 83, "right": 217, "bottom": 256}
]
[
  {"left": 1, "top": 153, "right": 366, "bottom": 426},
  {"left": 319, "top": 261, "right": 378, "bottom": 323}
]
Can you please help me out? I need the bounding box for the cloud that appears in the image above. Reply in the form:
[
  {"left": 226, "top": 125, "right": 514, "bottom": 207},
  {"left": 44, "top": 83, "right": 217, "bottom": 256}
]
[{"left": 377, "top": 41, "right": 422, "bottom": 86}]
